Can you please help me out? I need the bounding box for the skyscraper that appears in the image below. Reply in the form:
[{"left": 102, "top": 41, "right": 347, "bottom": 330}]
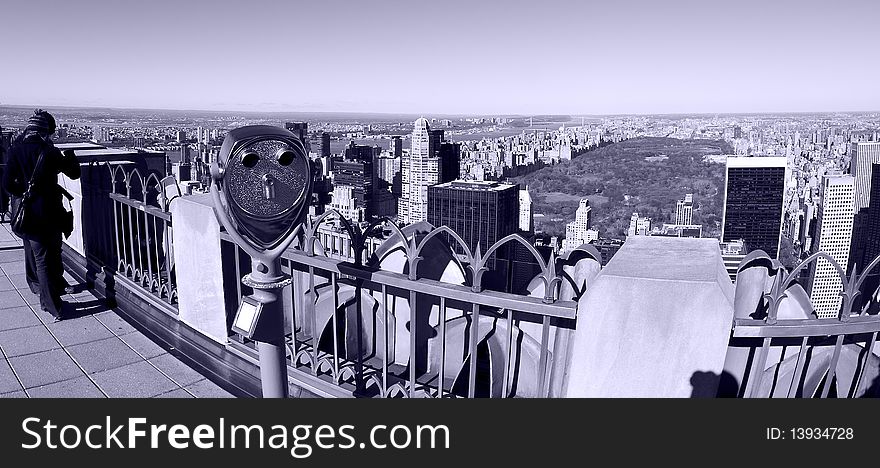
[
  {"left": 318, "top": 132, "right": 331, "bottom": 158},
  {"left": 721, "top": 157, "right": 788, "bottom": 259},
  {"left": 850, "top": 142, "right": 880, "bottom": 212},
  {"left": 807, "top": 175, "right": 854, "bottom": 319},
  {"left": 332, "top": 142, "right": 376, "bottom": 221},
  {"left": 389, "top": 136, "right": 403, "bottom": 158},
  {"left": 285, "top": 122, "right": 310, "bottom": 153},
  {"left": 675, "top": 193, "right": 694, "bottom": 225},
  {"left": 563, "top": 199, "right": 593, "bottom": 252},
  {"left": 284, "top": 121, "right": 308, "bottom": 141},
  {"left": 519, "top": 187, "right": 533, "bottom": 233},
  {"left": 438, "top": 141, "right": 461, "bottom": 183},
  {"left": 427, "top": 180, "right": 519, "bottom": 271},
  {"left": 399, "top": 118, "right": 439, "bottom": 225},
  {"left": 849, "top": 142, "right": 880, "bottom": 271},
  {"left": 429, "top": 129, "right": 444, "bottom": 156},
  {"left": 864, "top": 163, "right": 880, "bottom": 269}
]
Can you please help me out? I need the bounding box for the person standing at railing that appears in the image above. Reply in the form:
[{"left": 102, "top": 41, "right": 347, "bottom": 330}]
[{"left": 2, "top": 110, "right": 80, "bottom": 321}]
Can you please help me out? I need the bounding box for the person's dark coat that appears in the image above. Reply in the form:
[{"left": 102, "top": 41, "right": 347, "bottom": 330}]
[{"left": 2, "top": 133, "right": 80, "bottom": 238}]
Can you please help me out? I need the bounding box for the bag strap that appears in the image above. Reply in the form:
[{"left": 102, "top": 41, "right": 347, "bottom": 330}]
[{"left": 21, "top": 149, "right": 47, "bottom": 201}]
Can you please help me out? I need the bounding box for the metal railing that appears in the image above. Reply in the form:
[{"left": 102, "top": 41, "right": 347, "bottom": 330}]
[
  {"left": 729, "top": 252, "right": 880, "bottom": 398},
  {"left": 109, "top": 165, "right": 179, "bottom": 309},
  {"left": 95, "top": 167, "right": 879, "bottom": 398},
  {"left": 223, "top": 209, "right": 583, "bottom": 398}
]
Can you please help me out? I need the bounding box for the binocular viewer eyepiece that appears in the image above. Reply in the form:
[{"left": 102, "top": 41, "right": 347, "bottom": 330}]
[{"left": 211, "top": 125, "right": 314, "bottom": 254}]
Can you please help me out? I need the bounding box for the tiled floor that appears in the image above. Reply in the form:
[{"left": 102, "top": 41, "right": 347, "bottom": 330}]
[
  {"left": 0, "top": 244, "right": 235, "bottom": 398},
  {"left": 0, "top": 222, "right": 23, "bottom": 251}
]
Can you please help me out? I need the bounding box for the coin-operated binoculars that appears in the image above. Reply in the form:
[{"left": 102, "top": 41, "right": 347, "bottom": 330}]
[{"left": 210, "top": 125, "right": 313, "bottom": 398}]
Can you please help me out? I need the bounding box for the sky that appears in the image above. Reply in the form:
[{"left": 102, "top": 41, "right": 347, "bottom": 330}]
[{"left": 0, "top": 0, "right": 878, "bottom": 115}]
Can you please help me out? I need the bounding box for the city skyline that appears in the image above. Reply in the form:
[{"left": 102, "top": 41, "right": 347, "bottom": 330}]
[{"left": 2, "top": 0, "right": 879, "bottom": 115}]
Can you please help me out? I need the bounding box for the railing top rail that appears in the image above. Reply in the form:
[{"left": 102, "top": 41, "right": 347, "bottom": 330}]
[
  {"left": 109, "top": 192, "right": 172, "bottom": 221},
  {"left": 219, "top": 231, "right": 577, "bottom": 319},
  {"left": 732, "top": 315, "right": 880, "bottom": 338}
]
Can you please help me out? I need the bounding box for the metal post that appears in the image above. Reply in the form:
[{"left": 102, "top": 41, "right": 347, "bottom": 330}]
[{"left": 247, "top": 258, "right": 290, "bottom": 398}]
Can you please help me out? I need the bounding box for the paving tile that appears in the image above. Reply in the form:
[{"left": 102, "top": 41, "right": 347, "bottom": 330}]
[
  {"left": 119, "top": 332, "right": 168, "bottom": 359},
  {"left": 0, "top": 390, "right": 27, "bottom": 398},
  {"left": 9, "top": 349, "right": 85, "bottom": 388},
  {"left": 47, "top": 316, "right": 114, "bottom": 347},
  {"left": 0, "top": 264, "right": 22, "bottom": 277},
  {"left": 0, "top": 277, "right": 14, "bottom": 292},
  {"left": 0, "top": 325, "right": 61, "bottom": 357},
  {"left": 0, "top": 249, "right": 24, "bottom": 264},
  {"left": 28, "top": 375, "right": 105, "bottom": 398},
  {"left": 19, "top": 289, "right": 40, "bottom": 305},
  {"left": 148, "top": 354, "right": 205, "bottom": 387},
  {"left": 8, "top": 274, "right": 29, "bottom": 290},
  {"left": 184, "top": 378, "right": 235, "bottom": 398},
  {"left": 32, "top": 306, "right": 59, "bottom": 325},
  {"left": 153, "top": 388, "right": 194, "bottom": 398},
  {"left": 0, "top": 290, "right": 27, "bottom": 309},
  {"left": 67, "top": 337, "right": 143, "bottom": 374},
  {"left": 94, "top": 311, "right": 138, "bottom": 335},
  {"left": 0, "top": 306, "right": 41, "bottom": 331},
  {"left": 0, "top": 359, "right": 23, "bottom": 394},
  {"left": 91, "top": 361, "right": 179, "bottom": 398}
]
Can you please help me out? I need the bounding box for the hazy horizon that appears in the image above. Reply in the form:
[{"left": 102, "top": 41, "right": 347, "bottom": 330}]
[
  {"left": 3, "top": 103, "right": 878, "bottom": 121},
  {"left": 1, "top": 0, "right": 879, "bottom": 115}
]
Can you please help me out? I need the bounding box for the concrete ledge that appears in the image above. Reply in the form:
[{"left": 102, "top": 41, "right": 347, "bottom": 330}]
[{"left": 563, "top": 237, "right": 735, "bottom": 397}]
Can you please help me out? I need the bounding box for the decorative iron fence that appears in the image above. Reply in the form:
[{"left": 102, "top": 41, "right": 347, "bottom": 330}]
[
  {"left": 223, "top": 209, "right": 586, "bottom": 398},
  {"left": 728, "top": 253, "right": 880, "bottom": 398},
  {"left": 97, "top": 165, "right": 880, "bottom": 398},
  {"left": 109, "top": 165, "right": 180, "bottom": 309}
]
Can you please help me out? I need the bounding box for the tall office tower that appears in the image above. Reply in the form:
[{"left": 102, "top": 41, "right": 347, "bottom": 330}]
[
  {"left": 854, "top": 164, "right": 880, "bottom": 313},
  {"left": 427, "top": 180, "right": 519, "bottom": 270},
  {"left": 399, "top": 118, "right": 439, "bottom": 225},
  {"left": 390, "top": 136, "right": 403, "bottom": 158},
  {"left": 851, "top": 142, "right": 880, "bottom": 211},
  {"left": 179, "top": 144, "right": 191, "bottom": 164},
  {"left": 438, "top": 141, "right": 461, "bottom": 183},
  {"left": 176, "top": 130, "right": 186, "bottom": 143},
  {"left": 563, "top": 199, "right": 593, "bottom": 252},
  {"left": 849, "top": 142, "right": 880, "bottom": 270},
  {"left": 333, "top": 143, "right": 376, "bottom": 221},
  {"left": 377, "top": 154, "right": 400, "bottom": 188},
  {"left": 721, "top": 157, "right": 788, "bottom": 259},
  {"left": 865, "top": 164, "right": 880, "bottom": 268},
  {"left": 319, "top": 132, "right": 331, "bottom": 158},
  {"left": 284, "top": 122, "right": 310, "bottom": 153},
  {"left": 675, "top": 193, "right": 694, "bottom": 225},
  {"left": 429, "top": 129, "right": 445, "bottom": 156},
  {"left": 807, "top": 175, "right": 854, "bottom": 319},
  {"left": 519, "top": 187, "right": 533, "bottom": 232},
  {"left": 284, "top": 121, "right": 308, "bottom": 141}
]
